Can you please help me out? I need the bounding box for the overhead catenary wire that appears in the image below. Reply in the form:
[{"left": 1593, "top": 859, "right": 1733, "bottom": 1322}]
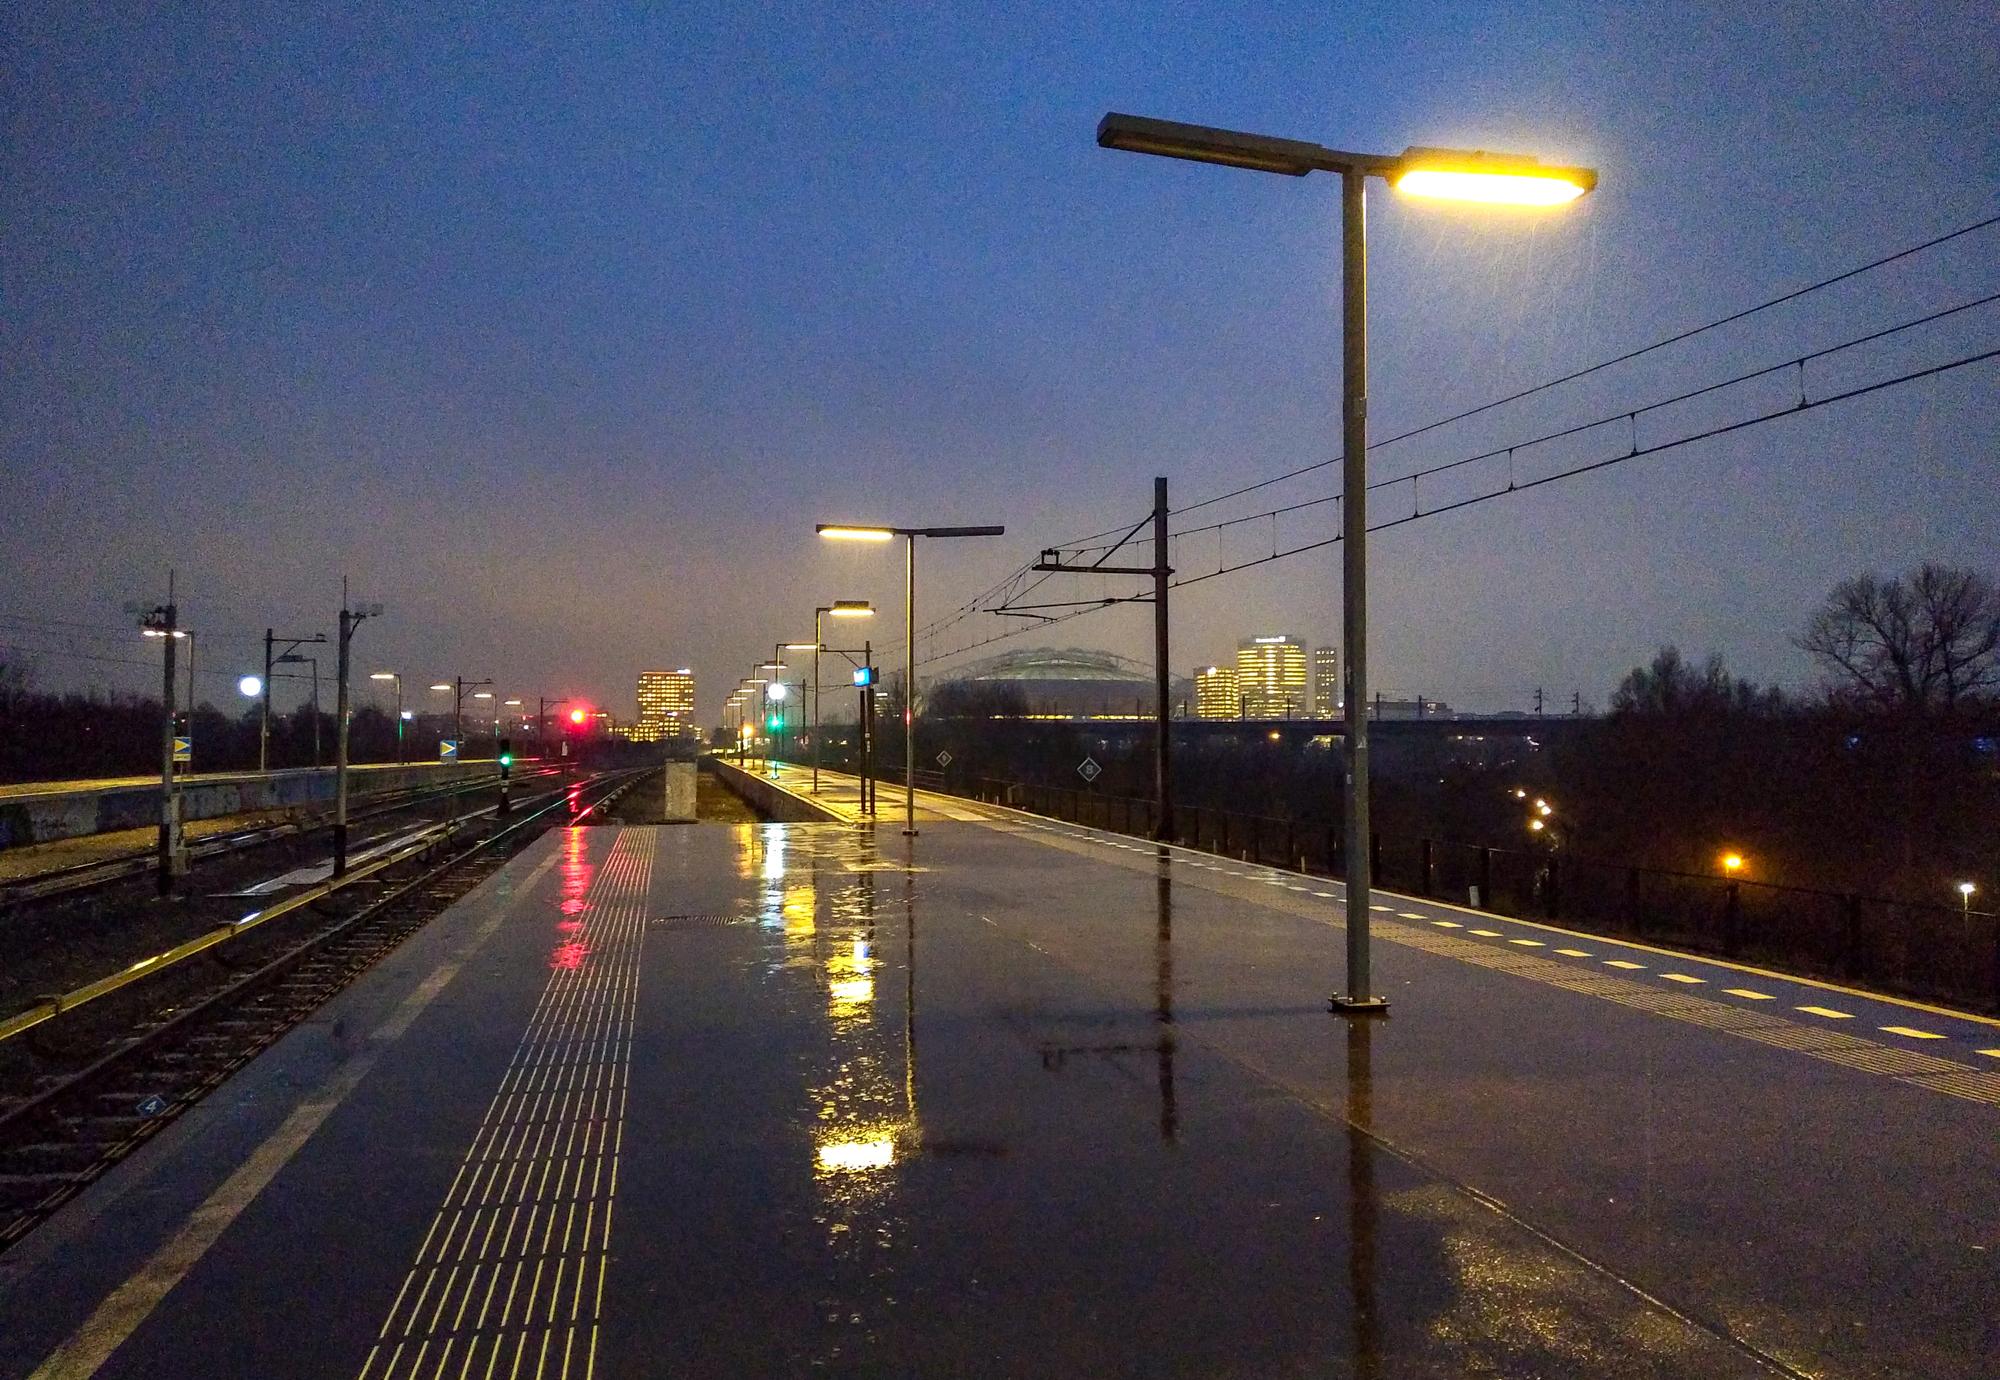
[
  {"left": 920, "top": 339, "right": 1998, "bottom": 663},
  {"left": 1151, "top": 210, "right": 2000, "bottom": 528},
  {"left": 1147, "top": 289, "right": 2000, "bottom": 546}
]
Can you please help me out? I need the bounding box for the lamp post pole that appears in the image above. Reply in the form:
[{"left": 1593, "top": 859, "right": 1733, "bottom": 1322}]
[
  {"left": 1094, "top": 111, "right": 1594, "bottom": 1012},
  {"left": 813, "top": 607, "right": 824, "bottom": 793},
  {"left": 903, "top": 534, "right": 916, "bottom": 834},
  {"left": 1337, "top": 166, "right": 1378, "bottom": 1008}
]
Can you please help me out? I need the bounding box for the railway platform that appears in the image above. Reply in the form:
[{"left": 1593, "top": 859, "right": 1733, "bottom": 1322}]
[{"left": 1, "top": 800, "right": 1995, "bottom": 1378}]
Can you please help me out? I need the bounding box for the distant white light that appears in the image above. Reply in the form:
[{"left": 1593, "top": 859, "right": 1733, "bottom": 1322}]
[
  {"left": 237, "top": 675, "right": 263, "bottom": 697},
  {"left": 400, "top": 710, "right": 414, "bottom": 720},
  {"left": 766, "top": 683, "right": 788, "bottom": 701}
]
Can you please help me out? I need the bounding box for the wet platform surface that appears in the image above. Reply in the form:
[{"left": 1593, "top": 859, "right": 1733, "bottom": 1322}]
[{"left": 3, "top": 804, "right": 1997, "bottom": 1378}]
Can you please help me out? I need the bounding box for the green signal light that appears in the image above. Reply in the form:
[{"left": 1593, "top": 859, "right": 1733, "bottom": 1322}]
[{"left": 498, "top": 753, "right": 513, "bottom": 767}]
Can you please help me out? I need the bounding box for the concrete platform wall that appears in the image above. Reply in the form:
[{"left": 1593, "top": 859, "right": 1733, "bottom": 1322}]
[
  {"left": 662, "top": 763, "right": 697, "bottom": 822},
  {"left": 703, "top": 757, "right": 845, "bottom": 823},
  {"left": 0, "top": 762, "right": 500, "bottom": 851}
]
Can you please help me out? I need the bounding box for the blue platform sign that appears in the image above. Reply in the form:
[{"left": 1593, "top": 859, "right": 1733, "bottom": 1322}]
[
  {"left": 852, "top": 666, "right": 875, "bottom": 687},
  {"left": 440, "top": 739, "right": 459, "bottom": 763},
  {"left": 172, "top": 735, "right": 192, "bottom": 764}
]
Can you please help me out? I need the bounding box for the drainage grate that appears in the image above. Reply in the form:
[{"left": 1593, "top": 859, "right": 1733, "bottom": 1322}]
[{"left": 648, "top": 914, "right": 753, "bottom": 933}]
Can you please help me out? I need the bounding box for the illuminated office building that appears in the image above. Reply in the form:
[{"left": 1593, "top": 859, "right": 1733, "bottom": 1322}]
[
  {"left": 1312, "top": 645, "right": 1340, "bottom": 718},
  {"left": 633, "top": 668, "right": 696, "bottom": 742},
  {"left": 1193, "top": 665, "right": 1240, "bottom": 720},
  {"left": 1236, "top": 636, "right": 1307, "bottom": 718}
]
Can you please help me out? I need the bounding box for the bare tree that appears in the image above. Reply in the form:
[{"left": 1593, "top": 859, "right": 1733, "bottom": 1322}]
[
  {"left": 1797, "top": 564, "right": 2000, "bottom": 713},
  {"left": 1610, "top": 646, "right": 1779, "bottom": 717}
]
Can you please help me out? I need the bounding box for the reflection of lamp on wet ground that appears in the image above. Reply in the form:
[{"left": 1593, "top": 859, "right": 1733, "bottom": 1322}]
[
  {"left": 1346, "top": 1017, "right": 1381, "bottom": 1377},
  {"left": 816, "top": 1138, "right": 896, "bottom": 1172}
]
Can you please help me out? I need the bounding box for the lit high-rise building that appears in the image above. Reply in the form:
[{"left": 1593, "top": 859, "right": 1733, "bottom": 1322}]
[
  {"left": 1312, "top": 645, "right": 1340, "bottom": 718},
  {"left": 1193, "top": 665, "right": 1240, "bottom": 720},
  {"left": 1236, "top": 636, "right": 1307, "bottom": 718},
  {"left": 633, "top": 668, "right": 696, "bottom": 742}
]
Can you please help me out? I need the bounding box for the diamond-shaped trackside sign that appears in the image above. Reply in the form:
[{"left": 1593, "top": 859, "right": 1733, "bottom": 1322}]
[
  {"left": 936, "top": 750, "right": 953, "bottom": 768},
  {"left": 1077, "top": 757, "right": 1101, "bottom": 783}
]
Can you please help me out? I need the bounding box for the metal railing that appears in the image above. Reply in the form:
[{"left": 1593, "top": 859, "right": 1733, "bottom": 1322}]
[{"left": 933, "top": 773, "right": 1999, "bottom": 1015}]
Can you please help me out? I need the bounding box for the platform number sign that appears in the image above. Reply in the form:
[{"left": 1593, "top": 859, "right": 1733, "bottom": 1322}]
[
  {"left": 935, "top": 750, "right": 953, "bottom": 768},
  {"left": 172, "top": 735, "right": 192, "bottom": 764},
  {"left": 1077, "top": 756, "right": 1101, "bottom": 784},
  {"left": 439, "top": 739, "right": 459, "bottom": 763}
]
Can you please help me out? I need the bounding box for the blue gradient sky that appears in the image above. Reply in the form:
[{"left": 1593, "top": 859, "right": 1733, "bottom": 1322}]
[{"left": 4, "top": 2, "right": 1996, "bottom": 721}]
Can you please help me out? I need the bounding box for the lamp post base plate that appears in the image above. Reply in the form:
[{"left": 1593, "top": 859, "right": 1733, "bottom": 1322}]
[{"left": 1329, "top": 995, "right": 1390, "bottom": 1014}]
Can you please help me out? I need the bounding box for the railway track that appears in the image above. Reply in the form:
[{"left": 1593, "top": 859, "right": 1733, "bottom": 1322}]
[{"left": 0, "top": 766, "right": 653, "bottom": 1253}]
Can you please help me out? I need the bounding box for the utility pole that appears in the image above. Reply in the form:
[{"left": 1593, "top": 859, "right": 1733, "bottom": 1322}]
[
  {"left": 332, "top": 583, "right": 382, "bottom": 877},
  {"left": 862, "top": 640, "right": 875, "bottom": 815},
  {"left": 1571, "top": 690, "right": 1582, "bottom": 717},
  {"left": 1534, "top": 685, "right": 1544, "bottom": 718},
  {"left": 1151, "top": 477, "right": 1172, "bottom": 841},
  {"left": 140, "top": 575, "right": 185, "bottom": 896},
  {"left": 1031, "top": 477, "right": 1174, "bottom": 840}
]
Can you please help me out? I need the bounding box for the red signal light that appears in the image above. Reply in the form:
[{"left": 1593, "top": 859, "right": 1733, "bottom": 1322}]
[{"left": 568, "top": 707, "right": 588, "bottom": 726}]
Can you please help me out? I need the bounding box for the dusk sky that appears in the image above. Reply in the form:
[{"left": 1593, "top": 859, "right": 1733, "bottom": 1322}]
[{"left": 5, "top": 2, "right": 1996, "bottom": 723}]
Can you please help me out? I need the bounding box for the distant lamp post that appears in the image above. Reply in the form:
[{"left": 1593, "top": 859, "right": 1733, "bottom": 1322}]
[
  {"left": 1721, "top": 852, "right": 1746, "bottom": 876},
  {"left": 816, "top": 522, "right": 1006, "bottom": 835},
  {"left": 1096, "top": 111, "right": 1596, "bottom": 1015},
  {"left": 238, "top": 675, "right": 263, "bottom": 698},
  {"left": 1958, "top": 881, "right": 1977, "bottom": 916},
  {"left": 809, "top": 604, "right": 874, "bottom": 795},
  {"left": 370, "top": 672, "right": 404, "bottom": 762}
]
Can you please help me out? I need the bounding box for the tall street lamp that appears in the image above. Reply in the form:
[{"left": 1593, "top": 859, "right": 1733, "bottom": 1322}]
[
  {"left": 816, "top": 523, "right": 1005, "bottom": 835},
  {"left": 1097, "top": 112, "right": 1596, "bottom": 1012},
  {"left": 740, "top": 678, "right": 767, "bottom": 766},
  {"left": 371, "top": 672, "right": 404, "bottom": 762},
  {"left": 813, "top": 601, "right": 874, "bottom": 794}
]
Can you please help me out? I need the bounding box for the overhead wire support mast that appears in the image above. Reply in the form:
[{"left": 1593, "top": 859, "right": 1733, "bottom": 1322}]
[{"left": 1029, "top": 478, "right": 1176, "bottom": 840}]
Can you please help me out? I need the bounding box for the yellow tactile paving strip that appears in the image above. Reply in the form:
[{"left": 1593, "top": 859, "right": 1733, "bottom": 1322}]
[
  {"left": 357, "top": 830, "right": 655, "bottom": 1380},
  {"left": 1004, "top": 818, "right": 2000, "bottom": 1110}
]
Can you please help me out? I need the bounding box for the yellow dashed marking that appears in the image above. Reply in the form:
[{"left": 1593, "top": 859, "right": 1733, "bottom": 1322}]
[
  {"left": 1724, "top": 988, "right": 1775, "bottom": 1000},
  {"left": 1397, "top": 912, "right": 1427, "bottom": 919},
  {"left": 1797, "top": 1005, "right": 1853, "bottom": 1020},
  {"left": 1507, "top": 939, "right": 1546, "bottom": 948},
  {"left": 1468, "top": 929, "right": 1503, "bottom": 938},
  {"left": 1880, "top": 1025, "right": 1946, "bottom": 1040},
  {"left": 1370, "top": 905, "right": 1393, "bottom": 912},
  {"left": 1660, "top": 974, "right": 1705, "bottom": 984},
  {"left": 1979, "top": 1050, "right": 2000, "bottom": 1060},
  {"left": 1555, "top": 948, "right": 1592, "bottom": 957},
  {"left": 1430, "top": 920, "right": 1463, "bottom": 929},
  {"left": 1604, "top": 960, "right": 1645, "bottom": 970}
]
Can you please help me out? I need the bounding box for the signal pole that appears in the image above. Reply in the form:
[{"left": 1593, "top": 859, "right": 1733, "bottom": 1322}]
[
  {"left": 1031, "top": 477, "right": 1174, "bottom": 840},
  {"left": 332, "top": 583, "right": 381, "bottom": 877}
]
